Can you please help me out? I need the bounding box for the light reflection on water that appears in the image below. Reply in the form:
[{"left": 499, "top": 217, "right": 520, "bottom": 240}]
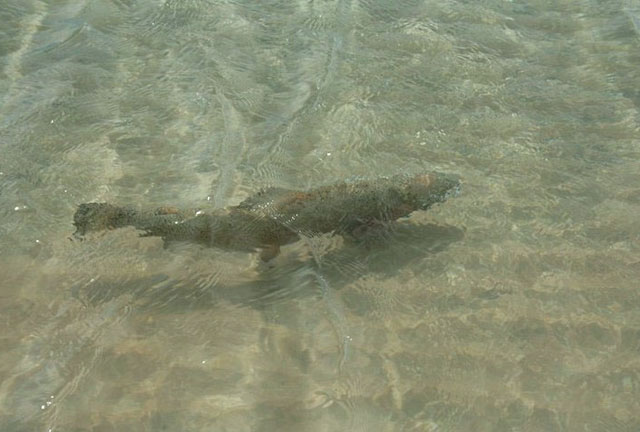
[{"left": 1, "top": 0, "right": 639, "bottom": 431}]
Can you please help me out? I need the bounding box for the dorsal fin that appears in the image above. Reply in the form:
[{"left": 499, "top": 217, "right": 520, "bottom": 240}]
[{"left": 236, "top": 187, "right": 295, "bottom": 211}]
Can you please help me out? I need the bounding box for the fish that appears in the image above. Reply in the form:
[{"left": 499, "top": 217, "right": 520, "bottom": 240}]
[{"left": 73, "top": 172, "right": 460, "bottom": 261}]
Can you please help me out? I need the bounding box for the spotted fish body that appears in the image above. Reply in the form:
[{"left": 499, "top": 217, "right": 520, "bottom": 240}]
[
  {"left": 239, "top": 173, "right": 460, "bottom": 235},
  {"left": 73, "top": 172, "right": 460, "bottom": 260}
]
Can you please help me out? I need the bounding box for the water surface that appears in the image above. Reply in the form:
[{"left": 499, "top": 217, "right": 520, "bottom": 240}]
[{"left": 1, "top": 0, "right": 639, "bottom": 431}]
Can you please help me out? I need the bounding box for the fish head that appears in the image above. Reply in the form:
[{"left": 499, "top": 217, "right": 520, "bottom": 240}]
[{"left": 404, "top": 172, "right": 461, "bottom": 210}]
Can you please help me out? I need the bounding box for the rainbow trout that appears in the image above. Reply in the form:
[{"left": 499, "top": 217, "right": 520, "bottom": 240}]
[{"left": 73, "top": 172, "right": 460, "bottom": 260}]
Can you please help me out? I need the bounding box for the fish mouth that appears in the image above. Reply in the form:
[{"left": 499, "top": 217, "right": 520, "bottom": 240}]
[
  {"left": 444, "top": 180, "right": 462, "bottom": 199},
  {"left": 413, "top": 172, "right": 461, "bottom": 210}
]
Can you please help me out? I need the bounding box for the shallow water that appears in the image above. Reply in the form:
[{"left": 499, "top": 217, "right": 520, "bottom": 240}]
[{"left": 1, "top": 0, "right": 639, "bottom": 431}]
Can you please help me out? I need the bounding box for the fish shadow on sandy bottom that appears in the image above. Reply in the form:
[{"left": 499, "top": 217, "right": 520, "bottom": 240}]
[{"left": 73, "top": 222, "right": 464, "bottom": 312}]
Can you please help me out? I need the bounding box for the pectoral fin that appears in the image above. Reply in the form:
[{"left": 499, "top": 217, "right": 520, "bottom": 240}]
[{"left": 344, "top": 219, "right": 395, "bottom": 245}]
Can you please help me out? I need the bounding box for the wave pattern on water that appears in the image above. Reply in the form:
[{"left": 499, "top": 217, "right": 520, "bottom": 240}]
[{"left": 1, "top": 0, "right": 640, "bottom": 430}]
